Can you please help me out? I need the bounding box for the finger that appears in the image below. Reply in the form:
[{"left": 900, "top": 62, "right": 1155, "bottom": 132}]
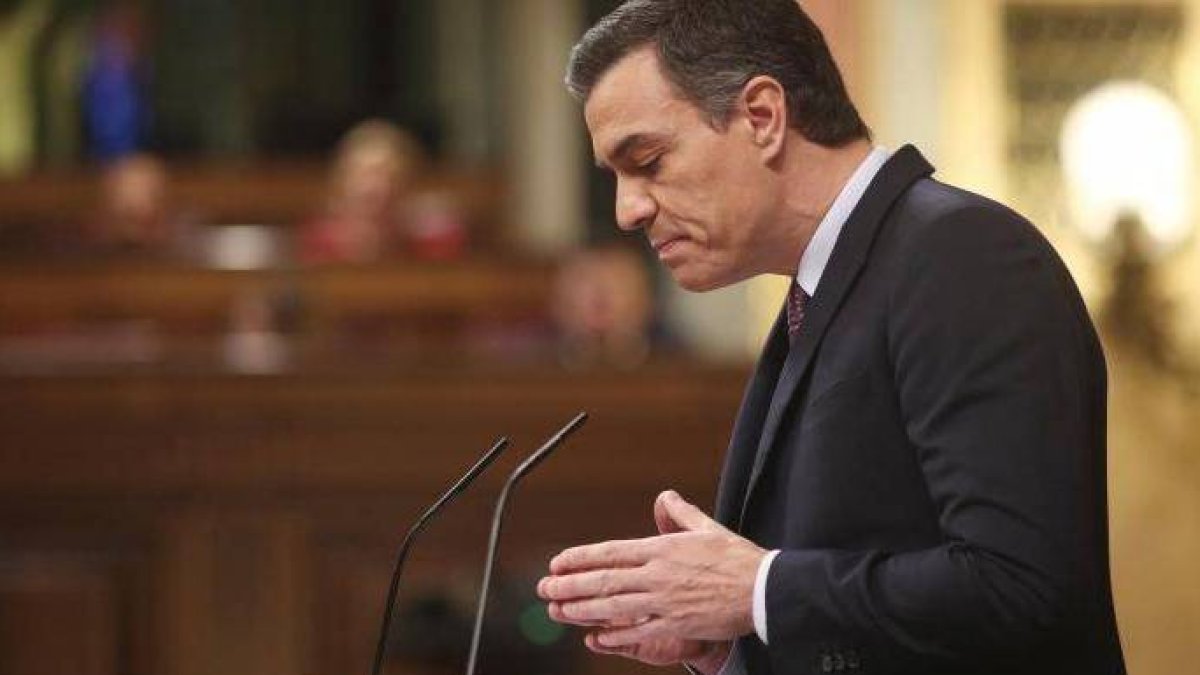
[
  {"left": 604, "top": 614, "right": 651, "bottom": 628},
  {"left": 658, "top": 490, "right": 719, "bottom": 533},
  {"left": 585, "top": 632, "right": 636, "bottom": 657},
  {"left": 538, "top": 568, "right": 648, "bottom": 601},
  {"left": 654, "top": 491, "right": 682, "bottom": 534},
  {"left": 547, "top": 601, "right": 608, "bottom": 627},
  {"left": 550, "top": 538, "right": 656, "bottom": 575},
  {"left": 594, "top": 617, "right": 664, "bottom": 648},
  {"left": 557, "top": 592, "right": 654, "bottom": 625}
]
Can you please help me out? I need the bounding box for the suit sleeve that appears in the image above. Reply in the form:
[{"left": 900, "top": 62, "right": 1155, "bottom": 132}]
[{"left": 764, "top": 206, "right": 1105, "bottom": 671}]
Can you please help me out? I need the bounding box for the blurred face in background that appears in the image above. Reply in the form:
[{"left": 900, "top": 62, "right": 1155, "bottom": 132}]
[
  {"left": 99, "top": 154, "right": 169, "bottom": 246},
  {"left": 336, "top": 145, "right": 403, "bottom": 219},
  {"left": 554, "top": 247, "right": 652, "bottom": 340},
  {"left": 330, "top": 122, "right": 419, "bottom": 221}
]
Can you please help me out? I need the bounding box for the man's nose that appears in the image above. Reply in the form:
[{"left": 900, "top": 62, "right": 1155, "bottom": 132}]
[{"left": 615, "top": 178, "right": 656, "bottom": 232}]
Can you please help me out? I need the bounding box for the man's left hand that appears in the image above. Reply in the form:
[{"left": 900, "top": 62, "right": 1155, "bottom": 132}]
[{"left": 537, "top": 490, "right": 766, "bottom": 648}]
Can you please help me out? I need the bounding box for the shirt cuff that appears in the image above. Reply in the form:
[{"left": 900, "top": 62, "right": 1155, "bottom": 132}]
[
  {"left": 714, "top": 639, "right": 743, "bottom": 675},
  {"left": 753, "top": 550, "right": 781, "bottom": 645},
  {"left": 683, "top": 640, "right": 741, "bottom": 675}
]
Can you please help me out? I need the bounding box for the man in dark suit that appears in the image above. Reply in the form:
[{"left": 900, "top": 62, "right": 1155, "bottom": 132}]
[{"left": 537, "top": 2, "right": 1125, "bottom": 674}]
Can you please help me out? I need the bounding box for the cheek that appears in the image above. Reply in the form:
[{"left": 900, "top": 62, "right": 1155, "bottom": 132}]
[
  {"left": 701, "top": 158, "right": 760, "bottom": 243},
  {"left": 695, "top": 195, "right": 757, "bottom": 273},
  {"left": 662, "top": 177, "right": 726, "bottom": 241},
  {"left": 657, "top": 143, "right": 759, "bottom": 254}
]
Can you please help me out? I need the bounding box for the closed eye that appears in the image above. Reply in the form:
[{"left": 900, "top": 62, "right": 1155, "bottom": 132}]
[{"left": 637, "top": 156, "right": 663, "bottom": 176}]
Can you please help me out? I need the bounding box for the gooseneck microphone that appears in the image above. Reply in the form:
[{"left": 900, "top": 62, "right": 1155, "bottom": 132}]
[
  {"left": 464, "top": 412, "right": 588, "bottom": 675},
  {"left": 370, "top": 437, "right": 510, "bottom": 675}
]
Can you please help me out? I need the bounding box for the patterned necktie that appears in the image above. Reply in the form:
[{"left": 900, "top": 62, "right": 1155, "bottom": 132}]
[{"left": 786, "top": 281, "right": 809, "bottom": 344}]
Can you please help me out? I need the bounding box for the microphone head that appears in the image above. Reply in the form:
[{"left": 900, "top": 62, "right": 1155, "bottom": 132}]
[{"left": 512, "top": 412, "right": 587, "bottom": 480}]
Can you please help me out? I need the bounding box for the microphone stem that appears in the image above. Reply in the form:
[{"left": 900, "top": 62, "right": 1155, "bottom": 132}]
[
  {"left": 370, "top": 525, "right": 421, "bottom": 675},
  {"left": 462, "top": 412, "right": 586, "bottom": 675},
  {"left": 464, "top": 480, "right": 517, "bottom": 675},
  {"left": 370, "top": 438, "right": 508, "bottom": 675}
]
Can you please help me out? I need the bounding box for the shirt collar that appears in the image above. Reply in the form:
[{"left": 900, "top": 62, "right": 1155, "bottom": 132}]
[{"left": 796, "top": 146, "right": 891, "bottom": 296}]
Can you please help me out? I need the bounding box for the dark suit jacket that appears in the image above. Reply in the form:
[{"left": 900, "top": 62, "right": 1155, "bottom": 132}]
[{"left": 714, "top": 146, "right": 1125, "bottom": 675}]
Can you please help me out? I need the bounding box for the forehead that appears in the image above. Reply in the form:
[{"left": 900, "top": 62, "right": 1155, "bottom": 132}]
[{"left": 583, "top": 48, "right": 702, "bottom": 162}]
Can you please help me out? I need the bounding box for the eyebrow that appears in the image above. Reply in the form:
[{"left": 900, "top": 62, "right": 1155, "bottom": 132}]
[{"left": 595, "top": 133, "right": 659, "bottom": 170}]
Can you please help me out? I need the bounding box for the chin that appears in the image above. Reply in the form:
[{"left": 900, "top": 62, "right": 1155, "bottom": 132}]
[{"left": 670, "top": 268, "right": 732, "bottom": 293}]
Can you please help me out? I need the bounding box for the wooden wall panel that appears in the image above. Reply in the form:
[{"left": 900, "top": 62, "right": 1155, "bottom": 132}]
[
  {"left": 0, "top": 365, "right": 749, "bottom": 675},
  {"left": 0, "top": 556, "right": 126, "bottom": 675}
]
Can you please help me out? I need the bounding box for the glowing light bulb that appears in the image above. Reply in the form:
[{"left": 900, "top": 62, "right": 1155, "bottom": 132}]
[{"left": 1061, "top": 81, "right": 1195, "bottom": 252}]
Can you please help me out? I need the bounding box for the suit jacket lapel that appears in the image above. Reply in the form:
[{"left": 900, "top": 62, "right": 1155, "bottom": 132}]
[
  {"left": 714, "top": 309, "right": 789, "bottom": 527},
  {"left": 737, "top": 146, "right": 935, "bottom": 529}
]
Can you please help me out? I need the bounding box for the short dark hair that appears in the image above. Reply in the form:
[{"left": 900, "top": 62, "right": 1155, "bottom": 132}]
[{"left": 566, "top": 0, "right": 870, "bottom": 146}]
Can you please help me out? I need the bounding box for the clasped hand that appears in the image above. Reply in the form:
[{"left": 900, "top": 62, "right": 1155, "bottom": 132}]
[{"left": 537, "top": 490, "right": 765, "bottom": 671}]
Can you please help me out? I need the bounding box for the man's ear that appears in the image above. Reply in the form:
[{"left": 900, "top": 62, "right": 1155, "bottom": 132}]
[{"left": 738, "top": 75, "right": 788, "bottom": 163}]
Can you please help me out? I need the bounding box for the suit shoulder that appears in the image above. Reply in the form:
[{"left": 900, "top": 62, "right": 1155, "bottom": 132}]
[
  {"left": 874, "top": 177, "right": 1088, "bottom": 306},
  {"left": 877, "top": 178, "right": 1099, "bottom": 354},
  {"left": 887, "top": 179, "right": 1042, "bottom": 252}
]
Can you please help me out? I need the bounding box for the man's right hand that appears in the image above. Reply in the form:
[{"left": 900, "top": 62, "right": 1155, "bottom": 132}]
[
  {"left": 582, "top": 633, "right": 730, "bottom": 674},
  {"left": 585, "top": 487, "right": 733, "bottom": 674}
]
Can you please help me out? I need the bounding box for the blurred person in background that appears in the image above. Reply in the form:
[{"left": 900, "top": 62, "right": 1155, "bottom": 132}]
[
  {"left": 299, "top": 119, "right": 426, "bottom": 264},
  {"left": 0, "top": 0, "right": 52, "bottom": 175},
  {"left": 552, "top": 243, "right": 655, "bottom": 369},
  {"left": 82, "top": 0, "right": 149, "bottom": 161},
  {"left": 88, "top": 152, "right": 192, "bottom": 256}
]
